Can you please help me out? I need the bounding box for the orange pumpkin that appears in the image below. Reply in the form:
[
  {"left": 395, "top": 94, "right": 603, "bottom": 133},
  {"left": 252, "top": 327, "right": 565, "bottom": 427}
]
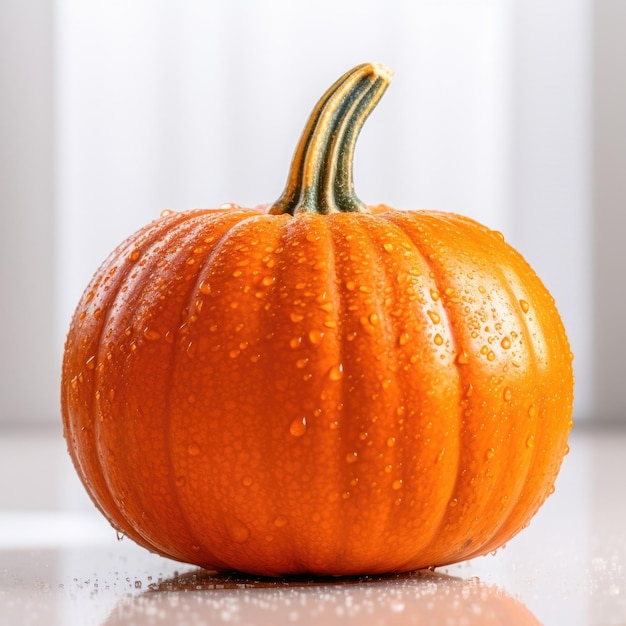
[{"left": 61, "top": 63, "right": 574, "bottom": 576}]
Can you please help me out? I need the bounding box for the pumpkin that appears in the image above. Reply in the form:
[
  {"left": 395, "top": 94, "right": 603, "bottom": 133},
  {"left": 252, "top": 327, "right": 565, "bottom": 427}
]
[{"left": 61, "top": 63, "right": 574, "bottom": 576}]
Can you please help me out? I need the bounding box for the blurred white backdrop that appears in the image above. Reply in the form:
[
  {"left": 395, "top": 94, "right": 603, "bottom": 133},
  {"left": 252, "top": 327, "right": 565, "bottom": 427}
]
[{"left": 2, "top": 0, "right": 621, "bottom": 427}]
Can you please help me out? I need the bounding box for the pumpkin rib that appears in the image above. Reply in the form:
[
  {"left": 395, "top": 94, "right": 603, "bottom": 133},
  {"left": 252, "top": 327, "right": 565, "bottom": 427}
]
[
  {"left": 159, "top": 210, "right": 265, "bottom": 567},
  {"left": 379, "top": 210, "right": 467, "bottom": 564},
  {"left": 95, "top": 210, "right": 233, "bottom": 561},
  {"left": 62, "top": 210, "right": 199, "bottom": 554},
  {"left": 421, "top": 213, "right": 550, "bottom": 561},
  {"left": 422, "top": 213, "right": 537, "bottom": 561}
]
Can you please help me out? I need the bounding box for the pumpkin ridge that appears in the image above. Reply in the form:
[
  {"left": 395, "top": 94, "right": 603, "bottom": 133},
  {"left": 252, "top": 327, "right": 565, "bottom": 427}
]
[
  {"left": 160, "top": 210, "right": 266, "bottom": 566},
  {"left": 63, "top": 210, "right": 197, "bottom": 554},
  {"left": 96, "top": 210, "right": 232, "bottom": 561},
  {"left": 379, "top": 210, "right": 465, "bottom": 561}
]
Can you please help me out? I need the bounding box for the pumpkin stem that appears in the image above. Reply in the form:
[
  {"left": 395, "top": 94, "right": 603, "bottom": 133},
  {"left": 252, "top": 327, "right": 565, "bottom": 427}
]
[{"left": 269, "top": 63, "right": 393, "bottom": 215}]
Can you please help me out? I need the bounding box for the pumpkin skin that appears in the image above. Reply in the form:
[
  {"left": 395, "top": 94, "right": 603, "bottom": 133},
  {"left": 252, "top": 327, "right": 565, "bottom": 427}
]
[{"left": 61, "top": 64, "right": 573, "bottom": 576}]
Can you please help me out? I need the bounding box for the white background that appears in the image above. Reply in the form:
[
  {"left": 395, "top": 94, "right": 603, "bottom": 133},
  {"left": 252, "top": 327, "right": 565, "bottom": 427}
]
[{"left": 2, "top": 0, "right": 622, "bottom": 427}]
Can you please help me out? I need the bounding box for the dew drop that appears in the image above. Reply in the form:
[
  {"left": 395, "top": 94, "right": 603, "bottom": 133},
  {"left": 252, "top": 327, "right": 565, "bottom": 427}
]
[
  {"left": 290, "top": 336, "right": 302, "bottom": 349},
  {"left": 387, "top": 437, "right": 396, "bottom": 448},
  {"left": 308, "top": 329, "right": 324, "bottom": 345},
  {"left": 526, "top": 435, "right": 535, "bottom": 449},
  {"left": 501, "top": 336, "right": 511, "bottom": 350},
  {"left": 290, "top": 312, "right": 304, "bottom": 323},
  {"left": 289, "top": 417, "right": 307, "bottom": 437},
  {"left": 346, "top": 451, "right": 358, "bottom": 464},
  {"left": 328, "top": 364, "right": 344, "bottom": 381},
  {"left": 528, "top": 405, "right": 537, "bottom": 418},
  {"left": 430, "top": 289, "right": 440, "bottom": 301},
  {"left": 519, "top": 299, "right": 530, "bottom": 313},
  {"left": 503, "top": 387, "right": 512, "bottom": 401},
  {"left": 86, "top": 355, "right": 96, "bottom": 370},
  {"left": 485, "top": 448, "right": 495, "bottom": 460},
  {"left": 433, "top": 333, "right": 444, "bottom": 346},
  {"left": 449, "top": 498, "right": 459, "bottom": 507},
  {"left": 274, "top": 515, "right": 287, "bottom": 528},
  {"left": 187, "top": 443, "right": 201, "bottom": 456},
  {"left": 398, "top": 332, "right": 410, "bottom": 346},
  {"left": 392, "top": 480, "right": 403, "bottom": 490},
  {"left": 228, "top": 518, "right": 250, "bottom": 543},
  {"left": 487, "top": 350, "right": 496, "bottom": 361},
  {"left": 427, "top": 310, "right": 441, "bottom": 324},
  {"left": 457, "top": 350, "right": 470, "bottom": 365},
  {"left": 143, "top": 328, "right": 161, "bottom": 341},
  {"left": 160, "top": 208, "right": 175, "bottom": 217},
  {"left": 261, "top": 275, "right": 275, "bottom": 287},
  {"left": 242, "top": 476, "right": 253, "bottom": 487}
]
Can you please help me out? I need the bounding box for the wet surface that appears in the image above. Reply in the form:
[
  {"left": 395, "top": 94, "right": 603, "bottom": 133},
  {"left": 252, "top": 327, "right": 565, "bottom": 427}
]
[{"left": 1, "top": 426, "right": 625, "bottom": 625}]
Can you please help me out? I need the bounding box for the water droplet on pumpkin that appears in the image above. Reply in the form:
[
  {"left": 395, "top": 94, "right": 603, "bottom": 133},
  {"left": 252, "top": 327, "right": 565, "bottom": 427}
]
[
  {"left": 526, "top": 435, "right": 535, "bottom": 449},
  {"left": 219, "top": 202, "right": 240, "bottom": 210},
  {"left": 449, "top": 498, "right": 459, "bottom": 507},
  {"left": 289, "top": 417, "right": 307, "bottom": 437},
  {"left": 346, "top": 451, "right": 358, "bottom": 464},
  {"left": 433, "top": 334, "right": 444, "bottom": 346},
  {"left": 427, "top": 311, "right": 441, "bottom": 324},
  {"left": 290, "top": 312, "right": 305, "bottom": 323},
  {"left": 160, "top": 208, "right": 175, "bottom": 217},
  {"left": 519, "top": 299, "right": 530, "bottom": 313},
  {"left": 387, "top": 437, "right": 396, "bottom": 448},
  {"left": 487, "top": 350, "right": 496, "bottom": 361},
  {"left": 290, "top": 336, "right": 302, "bottom": 349},
  {"left": 187, "top": 443, "right": 201, "bottom": 456},
  {"left": 398, "top": 332, "right": 410, "bottom": 346},
  {"left": 457, "top": 350, "right": 470, "bottom": 365},
  {"left": 242, "top": 476, "right": 253, "bottom": 487},
  {"left": 328, "top": 364, "right": 344, "bottom": 381},
  {"left": 503, "top": 387, "right": 512, "bottom": 401},
  {"left": 128, "top": 249, "right": 140, "bottom": 262},
  {"left": 308, "top": 329, "right": 324, "bottom": 345},
  {"left": 501, "top": 337, "right": 511, "bottom": 349},
  {"left": 143, "top": 328, "right": 161, "bottom": 341},
  {"left": 86, "top": 356, "right": 96, "bottom": 370},
  {"left": 392, "top": 480, "right": 403, "bottom": 491},
  {"left": 528, "top": 405, "right": 537, "bottom": 418},
  {"left": 273, "top": 515, "right": 287, "bottom": 528},
  {"left": 228, "top": 518, "right": 250, "bottom": 543}
]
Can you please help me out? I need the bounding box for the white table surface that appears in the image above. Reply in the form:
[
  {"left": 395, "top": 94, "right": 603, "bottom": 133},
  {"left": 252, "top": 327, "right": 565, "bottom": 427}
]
[{"left": 1, "top": 425, "right": 624, "bottom": 626}]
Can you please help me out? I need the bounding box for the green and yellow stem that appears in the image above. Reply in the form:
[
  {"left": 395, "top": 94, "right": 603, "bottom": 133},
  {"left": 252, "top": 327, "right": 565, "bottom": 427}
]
[{"left": 269, "top": 63, "right": 393, "bottom": 216}]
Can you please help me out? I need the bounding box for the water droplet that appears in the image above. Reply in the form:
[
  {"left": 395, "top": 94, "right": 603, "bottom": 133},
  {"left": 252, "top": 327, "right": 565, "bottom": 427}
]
[
  {"left": 369, "top": 313, "right": 380, "bottom": 326},
  {"left": 433, "top": 334, "right": 444, "bottom": 346},
  {"left": 219, "top": 202, "right": 240, "bottom": 210},
  {"left": 528, "top": 405, "right": 537, "bottom": 418},
  {"left": 274, "top": 515, "right": 287, "bottom": 528},
  {"left": 392, "top": 480, "right": 403, "bottom": 490},
  {"left": 387, "top": 437, "right": 396, "bottom": 448},
  {"left": 295, "top": 358, "right": 309, "bottom": 369},
  {"left": 187, "top": 443, "right": 201, "bottom": 456},
  {"left": 519, "top": 299, "right": 530, "bottom": 313},
  {"left": 290, "top": 337, "right": 302, "bottom": 349},
  {"left": 487, "top": 350, "right": 496, "bottom": 361},
  {"left": 143, "top": 328, "right": 161, "bottom": 341},
  {"left": 228, "top": 518, "right": 250, "bottom": 543},
  {"left": 289, "top": 417, "right": 307, "bottom": 437},
  {"left": 86, "top": 356, "right": 96, "bottom": 370},
  {"left": 503, "top": 387, "right": 512, "bottom": 401},
  {"left": 457, "top": 350, "right": 470, "bottom": 365},
  {"left": 383, "top": 242, "right": 394, "bottom": 252},
  {"left": 485, "top": 448, "right": 495, "bottom": 460},
  {"left": 449, "top": 498, "right": 458, "bottom": 507},
  {"left": 308, "top": 329, "right": 324, "bottom": 345},
  {"left": 242, "top": 476, "right": 253, "bottom": 487},
  {"left": 525, "top": 434, "right": 535, "bottom": 449},
  {"left": 427, "top": 310, "right": 440, "bottom": 324},
  {"left": 160, "top": 208, "right": 175, "bottom": 217},
  {"left": 261, "top": 275, "right": 275, "bottom": 287},
  {"left": 430, "top": 289, "right": 440, "bottom": 301},
  {"left": 128, "top": 249, "right": 140, "bottom": 262},
  {"left": 328, "top": 364, "right": 344, "bottom": 381},
  {"left": 346, "top": 451, "right": 358, "bottom": 464},
  {"left": 398, "top": 332, "right": 410, "bottom": 346},
  {"left": 290, "top": 312, "right": 304, "bottom": 323},
  {"left": 116, "top": 531, "right": 125, "bottom": 541},
  {"left": 501, "top": 336, "right": 511, "bottom": 349}
]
